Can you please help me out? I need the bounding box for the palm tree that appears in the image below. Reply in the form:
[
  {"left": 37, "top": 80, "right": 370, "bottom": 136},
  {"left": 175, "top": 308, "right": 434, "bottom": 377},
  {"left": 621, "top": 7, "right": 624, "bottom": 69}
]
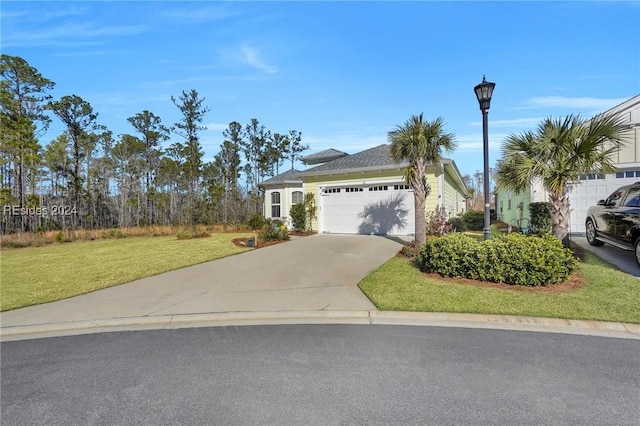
[
  {"left": 495, "top": 113, "right": 630, "bottom": 246},
  {"left": 389, "top": 114, "right": 457, "bottom": 246}
]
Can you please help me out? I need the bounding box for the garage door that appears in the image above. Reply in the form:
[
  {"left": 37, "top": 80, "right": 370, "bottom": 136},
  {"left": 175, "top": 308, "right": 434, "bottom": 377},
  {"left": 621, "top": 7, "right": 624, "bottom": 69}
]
[
  {"left": 320, "top": 184, "right": 415, "bottom": 235},
  {"left": 569, "top": 176, "right": 638, "bottom": 234}
]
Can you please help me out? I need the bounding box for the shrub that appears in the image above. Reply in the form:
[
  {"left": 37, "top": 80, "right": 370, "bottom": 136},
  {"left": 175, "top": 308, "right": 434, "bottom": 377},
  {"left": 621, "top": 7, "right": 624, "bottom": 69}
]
[
  {"left": 447, "top": 216, "right": 468, "bottom": 232},
  {"left": 425, "top": 206, "right": 451, "bottom": 236},
  {"left": 400, "top": 241, "right": 420, "bottom": 258},
  {"left": 416, "top": 233, "right": 577, "bottom": 286},
  {"left": 259, "top": 219, "right": 290, "bottom": 242},
  {"left": 417, "top": 233, "right": 477, "bottom": 277},
  {"left": 176, "top": 230, "right": 210, "bottom": 240},
  {"left": 529, "top": 202, "right": 552, "bottom": 235},
  {"left": 290, "top": 203, "right": 306, "bottom": 231},
  {"left": 462, "top": 210, "right": 484, "bottom": 231},
  {"left": 248, "top": 214, "right": 267, "bottom": 230}
]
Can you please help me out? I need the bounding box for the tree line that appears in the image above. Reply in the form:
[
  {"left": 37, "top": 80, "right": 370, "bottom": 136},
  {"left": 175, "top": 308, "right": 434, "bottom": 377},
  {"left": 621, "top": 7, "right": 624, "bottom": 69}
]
[{"left": 0, "top": 54, "right": 309, "bottom": 233}]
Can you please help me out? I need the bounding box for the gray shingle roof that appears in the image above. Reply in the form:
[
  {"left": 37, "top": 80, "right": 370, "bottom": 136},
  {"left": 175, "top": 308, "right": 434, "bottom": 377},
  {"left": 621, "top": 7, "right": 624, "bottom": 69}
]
[
  {"left": 299, "top": 144, "right": 409, "bottom": 176},
  {"left": 300, "top": 148, "right": 349, "bottom": 165},
  {"left": 258, "top": 169, "right": 302, "bottom": 187}
]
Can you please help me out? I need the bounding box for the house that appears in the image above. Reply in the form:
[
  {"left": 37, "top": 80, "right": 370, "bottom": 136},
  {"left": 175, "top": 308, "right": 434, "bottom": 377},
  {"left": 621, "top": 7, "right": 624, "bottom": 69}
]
[
  {"left": 496, "top": 178, "right": 547, "bottom": 228},
  {"left": 260, "top": 144, "right": 468, "bottom": 236},
  {"left": 494, "top": 94, "right": 640, "bottom": 234}
]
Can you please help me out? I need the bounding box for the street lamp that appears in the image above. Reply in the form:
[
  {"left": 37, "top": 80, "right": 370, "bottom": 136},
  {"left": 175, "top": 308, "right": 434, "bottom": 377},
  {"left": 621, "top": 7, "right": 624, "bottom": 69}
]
[{"left": 474, "top": 75, "right": 495, "bottom": 241}]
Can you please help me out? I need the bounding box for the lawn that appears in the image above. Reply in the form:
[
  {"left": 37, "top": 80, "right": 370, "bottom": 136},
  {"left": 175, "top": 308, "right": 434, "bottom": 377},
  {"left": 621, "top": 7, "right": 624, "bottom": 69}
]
[
  {"left": 359, "top": 248, "right": 640, "bottom": 324},
  {"left": 0, "top": 233, "right": 253, "bottom": 311}
]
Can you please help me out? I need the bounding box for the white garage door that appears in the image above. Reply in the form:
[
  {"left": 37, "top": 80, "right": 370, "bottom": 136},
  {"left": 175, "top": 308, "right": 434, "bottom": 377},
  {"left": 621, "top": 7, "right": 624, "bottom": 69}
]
[
  {"left": 320, "top": 184, "right": 415, "bottom": 235},
  {"left": 569, "top": 176, "right": 639, "bottom": 234}
]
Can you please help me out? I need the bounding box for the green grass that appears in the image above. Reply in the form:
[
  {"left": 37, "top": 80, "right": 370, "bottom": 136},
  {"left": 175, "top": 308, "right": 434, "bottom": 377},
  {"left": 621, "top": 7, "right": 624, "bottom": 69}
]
[
  {"left": 358, "top": 249, "right": 640, "bottom": 324},
  {"left": 0, "top": 233, "right": 254, "bottom": 311}
]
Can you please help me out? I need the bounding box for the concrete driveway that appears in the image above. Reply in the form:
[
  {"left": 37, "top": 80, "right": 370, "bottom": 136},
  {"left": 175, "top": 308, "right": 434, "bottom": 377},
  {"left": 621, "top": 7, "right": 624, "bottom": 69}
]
[
  {"left": 0, "top": 234, "right": 405, "bottom": 329},
  {"left": 571, "top": 236, "right": 640, "bottom": 277}
]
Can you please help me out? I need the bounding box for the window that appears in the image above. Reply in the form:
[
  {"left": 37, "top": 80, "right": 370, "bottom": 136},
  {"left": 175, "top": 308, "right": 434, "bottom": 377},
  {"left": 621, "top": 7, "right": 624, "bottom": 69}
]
[
  {"left": 345, "top": 187, "right": 363, "bottom": 193},
  {"left": 393, "top": 184, "right": 411, "bottom": 190},
  {"left": 271, "top": 191, "right": 281, "bottom": 218},
  {"left": 368, "top": 185, "right": 388, "bottom": 191},
  {"left": 605, "top": 190, "right": 624, "bottom": 207},
  {"left": 324, "top": 188, "right": 341, "bottom": 194},
  {"left": 292, "top": 191, "right": 303, "bottom": 204},
  {"left": 615, "top": 170, "right": 640, "bottom": 179},
  {"left": 624, "top": 188, "right": 640, "bottom": 207},
  {"left": 579, "top": 173, "right": 605, "bottom": 180}
]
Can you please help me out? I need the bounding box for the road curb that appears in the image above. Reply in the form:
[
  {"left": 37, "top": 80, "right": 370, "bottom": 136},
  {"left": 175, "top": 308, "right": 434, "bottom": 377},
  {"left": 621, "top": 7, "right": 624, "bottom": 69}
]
[{"left": 1, "top": 311, "right": 639, "bottom": 341}]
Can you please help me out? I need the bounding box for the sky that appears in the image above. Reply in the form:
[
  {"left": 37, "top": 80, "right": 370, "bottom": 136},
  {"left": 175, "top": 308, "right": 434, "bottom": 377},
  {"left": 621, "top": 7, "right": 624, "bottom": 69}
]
[{"left": 2, "top": 0, "right": 639, "bottom": 179}]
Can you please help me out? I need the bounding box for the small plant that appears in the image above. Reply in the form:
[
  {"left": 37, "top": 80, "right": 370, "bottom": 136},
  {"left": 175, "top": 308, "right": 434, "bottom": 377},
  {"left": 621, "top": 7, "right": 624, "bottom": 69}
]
[
  {"left": 400, "top": 241, "right": 420, "bottom": 258},
  {"left": 447, "top": 216, "right": 468, "bottom": 232},
  {"left": 461, "top": 210, "right": 484, "bottom": 231},
  {"left": 290, "top": 203, "right": 306, "bottom": 231},
  {"left": 304, "top": 192, "right": 317, "bottom": 232},
  {"left": 248, "top": 214, "right": 267, "bottom": 230},
  {"left": 176, "top": 229, "right": 210, "bottom": 240},
  {"left": 425, "top": 206, "right": 451, "bottom": 236},
  {"left": 259, "top": 219, "right": 290, "bottom": 242}
]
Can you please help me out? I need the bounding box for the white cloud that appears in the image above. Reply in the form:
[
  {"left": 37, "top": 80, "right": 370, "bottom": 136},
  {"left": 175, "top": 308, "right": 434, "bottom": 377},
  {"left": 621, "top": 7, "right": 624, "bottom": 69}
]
[
  {"left": 3, "top": 23, "right": 148, "bottom": 48},
  {"left": 455, "top": 133, "right": 511, "bottom": 152},
  {"left": 240, "top": 45, "right": 278, "bottom": 74},
  {"left": 157, "top": 6, "right": 238, "bottom": 23},
  {"left": 519, "top": 96, "right": 628, "bottom": 111},
  {"left": 469, "top": 118, "right": 543, "bottom": 128}
]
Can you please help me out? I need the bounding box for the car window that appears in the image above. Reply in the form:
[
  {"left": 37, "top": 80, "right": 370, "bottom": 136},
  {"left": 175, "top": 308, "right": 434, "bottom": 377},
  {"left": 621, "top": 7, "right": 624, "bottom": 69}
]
[
  {"left": 606, "top": 190, "right": 625, "bottom": 207},
  {"left": 624, "top": 188, "right": 640, "bottom": 207}
]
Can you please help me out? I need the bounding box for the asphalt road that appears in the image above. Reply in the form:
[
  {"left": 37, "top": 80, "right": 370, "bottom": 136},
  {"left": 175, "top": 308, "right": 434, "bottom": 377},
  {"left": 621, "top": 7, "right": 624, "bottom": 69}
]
[{"left": 2, "top": 325, "right": 639, "bottom": 425}]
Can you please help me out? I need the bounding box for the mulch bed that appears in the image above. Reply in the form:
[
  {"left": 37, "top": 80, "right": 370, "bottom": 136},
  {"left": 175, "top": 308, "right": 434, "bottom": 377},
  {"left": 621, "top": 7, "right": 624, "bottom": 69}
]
[{"left": 231, "top": 231, "right": 314, "bottom": 249}]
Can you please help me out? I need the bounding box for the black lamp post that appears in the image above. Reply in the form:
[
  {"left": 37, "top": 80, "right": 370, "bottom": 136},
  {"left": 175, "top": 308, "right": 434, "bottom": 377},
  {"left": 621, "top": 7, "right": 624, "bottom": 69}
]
[{"left": 474, "top": 75, "right": 495, "bottom": 240}]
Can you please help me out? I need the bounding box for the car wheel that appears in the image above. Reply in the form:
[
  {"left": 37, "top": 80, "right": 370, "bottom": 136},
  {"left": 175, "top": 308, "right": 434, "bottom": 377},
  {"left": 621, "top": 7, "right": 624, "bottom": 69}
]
[
  {"left": 634, "top": 239, "right": 640, "bottom": 268},
  {"left": 586, "top": 219, "right": 604, "bottom": 246}
]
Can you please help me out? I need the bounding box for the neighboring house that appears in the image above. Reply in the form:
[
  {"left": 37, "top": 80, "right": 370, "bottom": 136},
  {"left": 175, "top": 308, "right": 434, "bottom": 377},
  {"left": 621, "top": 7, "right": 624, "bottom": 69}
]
[
  {"left": 496, "top": 178, "right": 547, "bottom": 228},
  {"left": 494, "top": 94, "right": 640, "bottom": 234},
  {"left": 296, "top": 144, "right": 468, "bottom": 236}
]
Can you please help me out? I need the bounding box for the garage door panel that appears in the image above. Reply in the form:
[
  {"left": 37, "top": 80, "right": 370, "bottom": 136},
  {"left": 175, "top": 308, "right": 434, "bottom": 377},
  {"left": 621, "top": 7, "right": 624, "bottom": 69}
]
[
  {"left": 321, "top": 185, "right": 415, "bottom": 235},
  {"left": 358, "top": 191, "right": 413, "bottom": 235}
]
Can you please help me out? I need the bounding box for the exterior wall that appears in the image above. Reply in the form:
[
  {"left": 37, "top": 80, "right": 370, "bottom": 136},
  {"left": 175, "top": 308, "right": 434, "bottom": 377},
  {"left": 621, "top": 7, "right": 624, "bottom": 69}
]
[
  {"left": 496, "top": 187, "right": 531, "bottom": 227},
  {"left": 302, "top": 167, "right": 444, "bottom": 232},
  {"left": 442, "top": 166, "right": 467, "bottom": 218},
  {"left": 263, "top": 184, "right": 304, "bottom": 227},
  {"left": 602, "top": 96, "right": 640, "bottom": 163},
  {"left": 496, "top": 179, "right": 546, "bottom": 227}
]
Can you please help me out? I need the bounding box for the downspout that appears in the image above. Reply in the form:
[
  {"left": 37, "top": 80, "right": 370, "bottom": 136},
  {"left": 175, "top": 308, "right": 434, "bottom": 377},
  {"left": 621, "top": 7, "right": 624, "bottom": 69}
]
[{"left": 439, "top": 162, "right": 445, "bottom": 208}]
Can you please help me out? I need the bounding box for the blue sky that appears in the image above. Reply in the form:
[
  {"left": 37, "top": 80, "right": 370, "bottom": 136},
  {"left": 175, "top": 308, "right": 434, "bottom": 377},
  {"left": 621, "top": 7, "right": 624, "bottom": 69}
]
[{"left": 2, "top": 1, "right": 639, "bottom": 179}]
